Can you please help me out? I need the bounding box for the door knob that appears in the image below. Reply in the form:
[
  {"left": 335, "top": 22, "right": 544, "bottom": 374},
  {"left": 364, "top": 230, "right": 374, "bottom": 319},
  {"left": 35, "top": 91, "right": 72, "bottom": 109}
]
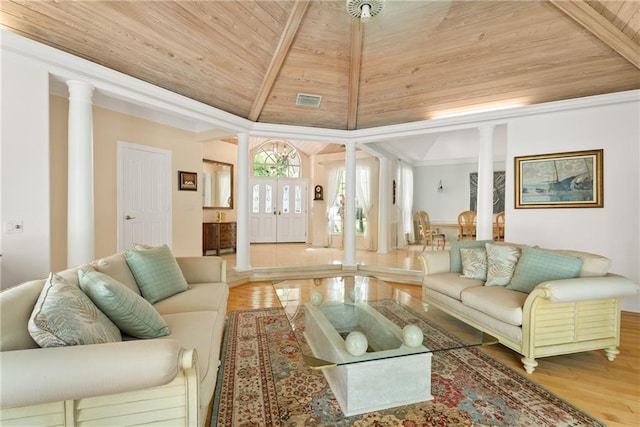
[{"left": 125, "top": 215, "right": 136, "bottom": 220}]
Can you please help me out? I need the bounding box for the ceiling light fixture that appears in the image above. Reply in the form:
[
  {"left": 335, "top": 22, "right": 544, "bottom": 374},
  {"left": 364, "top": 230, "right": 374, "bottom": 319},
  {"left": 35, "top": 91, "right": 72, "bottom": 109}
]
[
  {"left": 269, "top": 140, "right": 296, "bottom": 167},
  {"left": 346, "top": 0, "right": 384, "bottom": 23}
]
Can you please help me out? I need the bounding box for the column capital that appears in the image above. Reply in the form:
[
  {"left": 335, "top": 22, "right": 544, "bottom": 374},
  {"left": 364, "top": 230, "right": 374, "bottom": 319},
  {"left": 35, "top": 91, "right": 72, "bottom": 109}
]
[
  {"left": 66, "top": 80, "right": 94, "bottom": 101},
  {"left": 478, "top": 124, "right": 495, "bottom": 137}
]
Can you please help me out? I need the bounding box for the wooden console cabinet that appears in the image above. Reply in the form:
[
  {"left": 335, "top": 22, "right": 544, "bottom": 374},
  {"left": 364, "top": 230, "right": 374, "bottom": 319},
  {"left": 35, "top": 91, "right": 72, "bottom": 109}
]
[{"left": 203, "top": 222, "right": 237, "bottom": 256}]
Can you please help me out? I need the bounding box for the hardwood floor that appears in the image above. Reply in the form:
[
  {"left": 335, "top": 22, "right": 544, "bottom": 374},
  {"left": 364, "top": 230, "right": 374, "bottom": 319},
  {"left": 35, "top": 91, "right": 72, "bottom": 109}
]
[{"left": 222, "top": 244, "right": 639, "bottom": 426}]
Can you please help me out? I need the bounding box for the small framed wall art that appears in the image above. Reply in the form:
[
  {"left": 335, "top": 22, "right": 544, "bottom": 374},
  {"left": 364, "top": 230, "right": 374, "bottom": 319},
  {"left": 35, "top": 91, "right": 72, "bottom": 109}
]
[
  {"left": 515, "top": 149, "right": 603, "bottom": 209},
  {"left": 178, "top": 171, "right": 198, "bottom": 191}
]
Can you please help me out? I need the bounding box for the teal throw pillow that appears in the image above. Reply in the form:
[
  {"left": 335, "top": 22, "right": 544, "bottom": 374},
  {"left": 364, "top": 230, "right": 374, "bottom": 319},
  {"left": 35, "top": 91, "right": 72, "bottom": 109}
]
[
  {"left": 507, "top": 246, "right": 584, "bottom": 293},
  {"left": 124, "top": 245, "right": 188, "bottom": 304},
  {"left": 450, "top": 240, "right": 493, "bottom": 273},
  {"left": 485, "top": 243, "right": 521, "bottom": 286},
  {"left": 79, "top": 270, "right": 170, "bottom": 339}
]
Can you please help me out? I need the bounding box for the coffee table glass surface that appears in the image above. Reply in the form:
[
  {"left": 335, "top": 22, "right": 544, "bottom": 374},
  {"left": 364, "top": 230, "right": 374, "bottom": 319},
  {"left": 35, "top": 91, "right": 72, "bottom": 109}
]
[{"left": 272, "top": 275, "right": 495, "bottom": 368}]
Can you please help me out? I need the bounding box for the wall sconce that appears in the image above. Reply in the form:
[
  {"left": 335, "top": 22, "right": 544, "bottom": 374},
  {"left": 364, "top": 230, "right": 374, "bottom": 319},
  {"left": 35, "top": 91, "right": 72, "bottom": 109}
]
[{"left": 437, "top": 180, "right": 444, "bottom": 192}]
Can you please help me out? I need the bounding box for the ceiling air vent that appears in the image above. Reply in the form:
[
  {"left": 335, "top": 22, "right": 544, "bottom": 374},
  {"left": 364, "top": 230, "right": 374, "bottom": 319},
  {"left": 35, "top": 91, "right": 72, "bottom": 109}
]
[{"left": 296, "top": 93, "right": 322, "bottom": 108}]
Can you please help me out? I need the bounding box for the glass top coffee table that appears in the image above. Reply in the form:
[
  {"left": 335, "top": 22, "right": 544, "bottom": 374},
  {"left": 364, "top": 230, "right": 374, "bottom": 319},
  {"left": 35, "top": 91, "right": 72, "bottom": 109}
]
[{"left": 272, "top": 275, "right": 496, "bottom": 416}]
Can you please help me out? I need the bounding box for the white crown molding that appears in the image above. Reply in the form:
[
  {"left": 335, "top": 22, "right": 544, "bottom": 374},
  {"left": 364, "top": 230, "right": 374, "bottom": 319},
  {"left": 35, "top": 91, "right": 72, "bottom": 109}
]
[
  {"left": 3, "top": 30, "right": 638, "bottom": 145},
  {"left": 352, "top": 89, "right": 640, "bottom": 144},
  {"left": 249, "top": 122, "right": 351, "bottom": 143},
  {"left": 414, "top": 156, "right": 507, "bottom": 167}
]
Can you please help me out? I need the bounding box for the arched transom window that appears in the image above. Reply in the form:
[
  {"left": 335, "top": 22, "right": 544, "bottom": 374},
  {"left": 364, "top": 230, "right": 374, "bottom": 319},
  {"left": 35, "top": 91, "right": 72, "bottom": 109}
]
[{"left": 253, "top": 140, "right": 301, "bottom": 178}]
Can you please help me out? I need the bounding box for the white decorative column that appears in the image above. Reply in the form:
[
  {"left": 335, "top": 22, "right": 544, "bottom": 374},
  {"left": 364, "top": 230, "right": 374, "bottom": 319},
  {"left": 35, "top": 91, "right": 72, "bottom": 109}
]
[
  {"left": 66, "top": 80, "right": 95, "bottom": 267},
  {"left": 235, "top": 132, "right": 251, "bottom": 271},
  {"left": 476, "top": 125, "right": 495, "bottom": 240},
  {"left": 377, "top": 156, "right": 390, "bottom": 254},
  {"left": 343, "top": 142, "right": 357, "bottom": 267}
]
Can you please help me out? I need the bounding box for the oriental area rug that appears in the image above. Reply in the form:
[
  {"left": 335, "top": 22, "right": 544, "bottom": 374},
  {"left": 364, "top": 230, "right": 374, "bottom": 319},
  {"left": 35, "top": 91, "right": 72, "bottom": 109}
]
[{"left": 210, "top": 305, "right": 603, "bottom": 427}]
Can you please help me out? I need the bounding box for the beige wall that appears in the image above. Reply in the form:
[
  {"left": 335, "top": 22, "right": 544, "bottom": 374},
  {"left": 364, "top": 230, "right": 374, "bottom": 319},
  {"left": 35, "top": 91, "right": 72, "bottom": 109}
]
[
  {"left": 50, "top": 96, "right": 69, "bottom": 271},
  {"left": 50, "top": 95, "right": 203, "bottom": 271}
]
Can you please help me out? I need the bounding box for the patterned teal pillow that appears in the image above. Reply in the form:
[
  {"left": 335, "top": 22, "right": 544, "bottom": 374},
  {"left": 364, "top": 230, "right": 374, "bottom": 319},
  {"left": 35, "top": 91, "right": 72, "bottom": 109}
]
[
  {"left": 28, "top": 273, "right": 121, "bottom": 347},
  {"left": 460, "top": 247, "right": 487, "bottom": 280},
  {"left": 485, "top": 243, "right": 521, "bottom": 286},
  {"left": 79, "top": 270, "right": 170, "bottom": 339},
  {"left": 124, "top": 245, "right": 188, "bottom": 304},
  {"left": 507, "top": 246, "right": 584, "bottom": 293},
  {"left": 450, "top": 240, "right": 493, "bottom": 273}
]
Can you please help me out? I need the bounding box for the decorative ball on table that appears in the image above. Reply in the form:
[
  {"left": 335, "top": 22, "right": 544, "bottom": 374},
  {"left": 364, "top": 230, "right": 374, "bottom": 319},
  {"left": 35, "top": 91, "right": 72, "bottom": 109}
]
[
  {"left": 310, "top": 291, "right": 324, "bottom": 306},
  {"left": 345, "top": 331, "right": 368, "bottom": 356},
  {"left": 402, "top": 324, "right": 424, "bottom": 347}
]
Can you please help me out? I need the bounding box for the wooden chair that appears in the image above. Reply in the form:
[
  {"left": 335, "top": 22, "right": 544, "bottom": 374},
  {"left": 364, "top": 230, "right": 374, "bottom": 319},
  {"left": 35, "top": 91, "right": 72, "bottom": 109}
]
[
  {"left": 415, "top": 210, "right": 446, "bottom": 251},
  {"left": 494, "top": 211, "right": 505, "bottom": 241},
  {"left": 457, "top": 210, "right": 477, "bottom": 240}
]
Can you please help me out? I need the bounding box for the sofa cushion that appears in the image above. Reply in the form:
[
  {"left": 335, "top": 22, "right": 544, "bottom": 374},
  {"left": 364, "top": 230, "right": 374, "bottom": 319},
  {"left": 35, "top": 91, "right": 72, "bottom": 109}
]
[
  {"left": 554, "top": 249, "right": 610, "bottom": 277},
  {"left": 28, "top": 273, "right": 122, "bottom": 347},
  {"left": 161, "top": 311, "right": 222, "bottom": 411},
  {"left": 460, "top": 247, "right": 487, "bottom": 280},
  {"left": 92, "top": 252, "right": 141, "bottom": 295},
  {"left": 423, "top": 272, "right": 483, "bottom": 301},
  {"left": 153, "top": 282, "right": 229, "bottom": 315},
  {"left": 55, "top": 264, "right": 95, "bottom": 287},
  {"left": 450, "top": 240, "right": 493, "bottom": 273},
  {"left": 507, "top": 246, "right": 584, "bottom": 293},
  {"left": 485, "top": 243, "right": 521, "bottom": 286},
  {"left": 0, "top": 279, "right": 45, "bottom": 351},
  {"left": 79, "top": 270, "right": 170, "bottom": 339},
  {"left": 124, "top": 245, "right": 188, "bottom": 304},
  {"left": 460, "top": 286, "right": 528, "bottom": 326}
]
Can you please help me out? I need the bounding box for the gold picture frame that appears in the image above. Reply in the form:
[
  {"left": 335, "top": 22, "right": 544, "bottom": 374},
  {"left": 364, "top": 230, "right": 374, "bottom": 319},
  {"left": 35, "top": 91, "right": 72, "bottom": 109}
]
[
  {"left": 515, "top": 149, "right": 603, "bottom": 209},
  {"left": 178, "top": 171, "right": 198, "bottom": 191}
]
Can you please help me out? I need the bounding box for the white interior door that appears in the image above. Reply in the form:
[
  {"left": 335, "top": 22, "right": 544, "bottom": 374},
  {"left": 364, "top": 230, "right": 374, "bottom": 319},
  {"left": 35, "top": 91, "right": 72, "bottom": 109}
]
[
  {"left": 249, "top": 178, "right": 277, "bottom": 243},
  {"left": 276, "top": 179, "right": 307, "bottom": 242},
  {"left": 250, "top": 178, "right": 307, "bottom": 243},
  {"left": 117, "top": 142, "right": 172, "bottom": 251}
]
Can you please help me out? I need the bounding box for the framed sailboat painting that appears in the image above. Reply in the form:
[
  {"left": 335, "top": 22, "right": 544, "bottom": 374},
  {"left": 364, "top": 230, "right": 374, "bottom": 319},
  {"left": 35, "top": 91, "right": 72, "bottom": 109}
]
[{"left": 515, "top": 149, "right": 603, "bottom": 209}]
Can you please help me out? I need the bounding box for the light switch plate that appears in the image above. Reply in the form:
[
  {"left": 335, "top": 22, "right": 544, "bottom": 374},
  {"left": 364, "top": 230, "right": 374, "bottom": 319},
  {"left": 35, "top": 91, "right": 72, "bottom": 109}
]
[{"left": 6, "top": 220, "right": 23, "bottom": 233}]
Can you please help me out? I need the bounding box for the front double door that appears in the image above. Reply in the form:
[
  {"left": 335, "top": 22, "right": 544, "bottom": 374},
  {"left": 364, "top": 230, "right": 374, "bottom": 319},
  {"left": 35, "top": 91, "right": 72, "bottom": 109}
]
[{"left": 249, "top": 178, "right": 307, "bottom": 243}]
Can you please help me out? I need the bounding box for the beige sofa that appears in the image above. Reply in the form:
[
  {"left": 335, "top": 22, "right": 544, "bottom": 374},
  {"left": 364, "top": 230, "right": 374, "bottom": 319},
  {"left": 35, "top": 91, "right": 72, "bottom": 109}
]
[
  {"left": 0, "top": 250, "right": 228, "bottom": 426},
  {"left": 419, "top": 242, "right": 638, "bottom": 374}
]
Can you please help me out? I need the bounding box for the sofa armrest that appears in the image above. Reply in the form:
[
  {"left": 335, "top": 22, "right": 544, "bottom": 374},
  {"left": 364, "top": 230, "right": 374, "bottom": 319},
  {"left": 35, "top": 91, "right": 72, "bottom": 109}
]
[
  {"left": 418, "top": 251, "right": 451, "bottom": 276},
  {"left": 534, "top": 274, "right": 639, "bottom": 303},
  {"left": 176, "top": 256, "right": 227, "bottom": 283},
  {"left": 0, "top": 339, "right": 190, "bottom": 408}
]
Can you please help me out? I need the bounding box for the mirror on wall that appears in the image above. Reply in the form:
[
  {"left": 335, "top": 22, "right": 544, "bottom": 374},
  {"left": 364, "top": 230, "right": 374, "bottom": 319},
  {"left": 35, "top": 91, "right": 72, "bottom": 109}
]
[{"left": 202, "top": 159, "right": 233, "bottom": 209}]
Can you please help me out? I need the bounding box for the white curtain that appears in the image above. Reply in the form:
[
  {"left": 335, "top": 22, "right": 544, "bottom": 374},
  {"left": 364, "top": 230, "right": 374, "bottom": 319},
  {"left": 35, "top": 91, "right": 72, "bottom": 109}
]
[
  {"left": 216, "top": 170, "right": 231, "bottom": 206},
  {"left": 326, "top": 165, "right": 344, "bottom": 246},
  {"left": 398, "top": 162, "right": 414, "bottom": 247},
  {"left": 356, "top": 158, "right": 376, "bottom": 251},
  {"left": 203, "top": 172, "right": 215, "bottom": 207}
]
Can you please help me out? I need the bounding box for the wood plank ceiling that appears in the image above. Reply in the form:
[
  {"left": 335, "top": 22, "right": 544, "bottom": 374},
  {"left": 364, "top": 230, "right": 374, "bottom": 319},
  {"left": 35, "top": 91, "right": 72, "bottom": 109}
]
[{"left": 1, "top": 0, "right": 638, "bottom": 132}]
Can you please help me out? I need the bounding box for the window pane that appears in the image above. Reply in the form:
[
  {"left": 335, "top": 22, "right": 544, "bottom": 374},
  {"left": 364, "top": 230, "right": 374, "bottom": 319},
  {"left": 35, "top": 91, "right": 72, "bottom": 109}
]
[
  {"left": 294, "top": 185, "right": 302, "bottom": 214},
  {"left": 252, "top": 184, "right": 260, "bottom": 214},
  {"left": 282, "top": 185, "right": 289, "bottom": 214},
  {"left": 265, "top": 185, "right": 273, "bottom": 213},
  {"left": 253, "top": 140, "right": 301, "bottom": 178}
]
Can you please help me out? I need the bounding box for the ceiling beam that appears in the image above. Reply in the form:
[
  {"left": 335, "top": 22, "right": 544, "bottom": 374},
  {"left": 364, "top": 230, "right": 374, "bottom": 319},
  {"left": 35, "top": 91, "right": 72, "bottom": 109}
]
[
  {"left": 550, "top": 0, "right": 639, "bottom": 69},
  {"left": 248, "top": 0, "right": 310, "bottom": 121},
  {"left": 347, "top": 19, "right": 364, "bottom": 130}
]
